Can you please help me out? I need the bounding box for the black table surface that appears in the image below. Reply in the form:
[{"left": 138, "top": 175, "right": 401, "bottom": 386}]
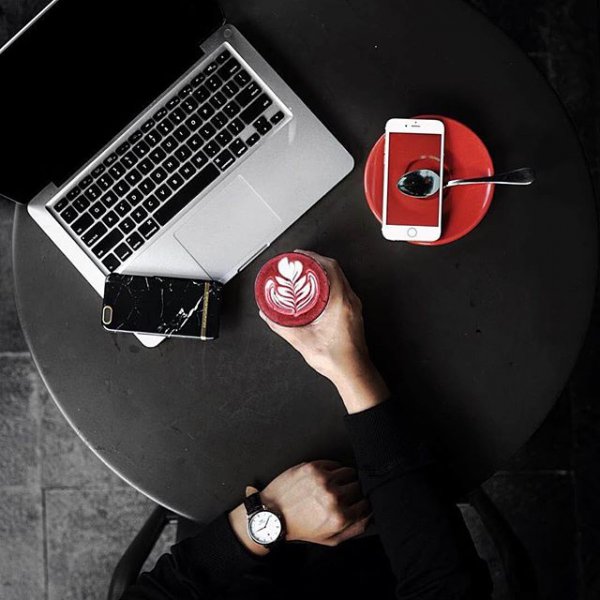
[{"left": 13, "top": 0, "right": 598, "bottom": 521}]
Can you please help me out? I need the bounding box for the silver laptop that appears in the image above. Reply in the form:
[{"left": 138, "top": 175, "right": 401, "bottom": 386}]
[{"left": 0, "top": 0, "right": 353, "bottom": 347}]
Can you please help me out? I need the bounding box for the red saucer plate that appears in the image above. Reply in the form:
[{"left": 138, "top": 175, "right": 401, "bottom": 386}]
[{"left": 364, "top": 114, "right": 495, "bottom": 246}]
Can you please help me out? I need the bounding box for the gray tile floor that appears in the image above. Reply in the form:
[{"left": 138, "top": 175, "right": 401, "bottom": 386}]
[{"left": 0, "top": 0, "right": 599, "bottom": 599}]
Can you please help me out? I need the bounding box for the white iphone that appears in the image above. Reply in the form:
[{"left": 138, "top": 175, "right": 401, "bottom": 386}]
[{"left": 382, "top": 118, "right": 445, "bottom": 242}]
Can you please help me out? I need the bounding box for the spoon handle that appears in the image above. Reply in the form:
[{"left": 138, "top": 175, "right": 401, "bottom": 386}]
[{"left": 445, "top": 167, "right": 536, "bottom": 188}]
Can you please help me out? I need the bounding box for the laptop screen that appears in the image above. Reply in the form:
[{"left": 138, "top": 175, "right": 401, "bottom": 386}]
[{"left": 0, "top": 0, "right": 223, "bottom": 204}]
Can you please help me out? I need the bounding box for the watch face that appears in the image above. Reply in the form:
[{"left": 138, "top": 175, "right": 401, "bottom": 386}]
[{"left": 248, "top": 510, "right": 282, "bottom": 545}]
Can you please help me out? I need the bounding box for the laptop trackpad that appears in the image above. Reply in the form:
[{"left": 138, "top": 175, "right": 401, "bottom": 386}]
[{"left": 174, "top": 175, "right": 281, "bottom": 280}]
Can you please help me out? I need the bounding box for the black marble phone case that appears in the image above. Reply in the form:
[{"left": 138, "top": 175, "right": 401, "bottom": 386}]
[{"left": 102, "top": 275, "right": 222, "bottom": 340}]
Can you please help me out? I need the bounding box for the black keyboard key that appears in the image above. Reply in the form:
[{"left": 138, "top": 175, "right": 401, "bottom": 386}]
[
  {"left": 102, "top": 190, "right": 119, "bottom": 207},
  {"left": 155, "top": 163, "right": 220, "bottom": 226},
  {"left": 86, "top": 185, "right": 102, "bottom": 203},
  {"left": 246, "top": 133, "right": 260, "bottom": 147},
  {"left": 175, "top": 146, "right": 192, "bottom": 162},
  {"left": 179, "top": 161, "right": 197, "bottom": 180},
  {"left": 170, "top": 107, "right": 185, "bottom": 124},
  {"left": 104, "top": 153, "right": 118, "bottom": 167},
  {"left": 102, "top": 211, "right": 119, "bottom": 227},
  {"left": 199, "top": 122, "right": 217, "bottom": 140},
  {"left": 114, "top": 243, "right": 133, "bottom": 261},
  {"left": 116, "top": 141, "right": 130, "bottom": 155},
  {"left": 254, "top": 115, "right": 273, "bottom": 135},
  {"left": 222, "top": 81, "right": 239, "bottom": 99},
  {"left": 129, "top": 130, "right": 143, "bottom": 144},
  {"left": 179, "top": 85, "right": 193, "bottom": 99},
  {"left": 154, "top": 107, "right": 168, "bottom": 121},
  {"left": 97, "top": 173, "right": 114, "bottom": 191},
  {"left": 55, "top": 198, "right": 68, "bottom": 212},
  {"left": 62, "top": 206, "right": 78, "bottom": 223},
  {"left": 162, "top": 158, "right": 179, "bottom": 174},
  {"left": 139, "top": 178, "right": 156, "bottom": 195},
  {"left": 228, "top": 118, "right": 245, "bottom": 135},
  {"left": 157, "top": 118, "right": 175, "bottom": 135},
  {"left": 90, "top": 201, "right": 106, "bottom": 218},
  {"left": 206, "top": 74, "right": 222, "bottom": 92},
  {"left": 223, "top": 101, "right": 240, "bottom": 118},
  {"left": 191, "top": 73, "right": 205, "bottom": 87},
  {"left": 151, "top": 166, "right": 169, "bottom": 183},
  {"left": 145, "top": 130, "right": 162, "bottom": 147},
  {"left": 188, "top": 134, "right": 202, "bottom": 151},
  {"left": 160, "top": 136, "right": 177, "bottom": 153},
  {"left": 198, "top": 103, "right": 215, "bottom": 120},
  {"left": 126, "top": 189, "right": 144, "bottom": 206},
  {"left": 125, "top": 169, "right": 142, "bottom": 186},
  {"left": 82, "top": 222, "right": 107, "bottom": 246},
  {"left": 142, "top": 118, "right": 155, "bottom": 133},
  {"left": 114, "top": 181, "right": 131, "bottom": 197},
  {"left": 127, "top": 232, "right": 144, "bottom": 250},
  {"left": 236, "top": 82, "right": 261, "bottom": 107},
  {"left": 214, "top": 149, "right": 235, "bottom": 171},
  {"left": 204, "top": 140, "right": 220, "bottom": 157},
  {"left": 210, "top": 91, "right": 227, "bottom": 109},
  {"left": 204, "top": 61, "right": 218, "bottom": 75},
  {"left": 167, "top": 173, "right": 185, "bottom": 191},
  {"left": 121, "top": 152, "right": 138, "bottom": 169},
  {"left": 133, "top": 141, "right": 150, "bottom": 158},
  {"left": 217, "top": 57, "right": 241, "bottom": 81},
  {"left": 102, "top": 254, "right": 120, "bottom": 272},
  {"left": 230, "top": 138, "right": 248, "bottom": 157},
  {"left": 240, "top": 93, "right": 272, "bottom": 124},
  {"left": 74, "top": 197, "right": 91, "bottom": 212},
  {"left": 185, "top": 114, "right": 202, "bottom": 131},
  {"left": 166, "top": 97, "right": 180, "bottom": 109},
  {"left": 156, "top": 184, "right": 172, "bottom": 201},
  {"left": 80, "top": 175, "right": 93, "bottom": 189},
  {"left": 109, "top": 163, "right": 126, "bottom": 179},
  {"left": 193, "top": 85, "right": 210, "bottom": 103},
  {"left": 216, "top": 130, "right": 233, "bottom": 146},
  {"left": 115, "top": 200, "right": 131, "bottom": 217},
  {"left": 150, "top": 148, "right": 167, "bottom": 164},
  {"left": 191, "top": 151, "right": 208, "bottom": 169},
  {"left": 234, "top": 69, "right": 251, "bottom": 87},
  {"left": 132, "top": 207, "right": 148, "bottom": 223},
  {"left": 93, "top": 229, "right": 123, "bottom": 258},
  {"left": 66, "top": 187, "right": 81, "bottom": 201},
  {"left": 211, "top": 112, "right": 228, "bottom": 130},
  {"left": 91, "top": 164, "right": 105, "bottom": 178},
  {"left": 119, "top": 217, "right": 135, "bottom": 233},
  {"left": 71, "top": 212, "right": 94, "bottom": 235},
  {"left": 143, "top": 195, "right": 160, "bottom": 211},
  {"left": 182, "top": 97, "right": 199, "bottom": 114},
  {"left": 139, "top": 218, "right": 160, "bottom": 240},
  {"left": 216, "top": 49, "right": 231, "bottom": 64},
  {"left": 138, "top": 158, "right": 154, "bottom": 175},
  {"left": 174, "top": 124, "right": 191, "bottom": 142},
  {"left": 271, "top": 110, "right": 285, "bottom": 124}
]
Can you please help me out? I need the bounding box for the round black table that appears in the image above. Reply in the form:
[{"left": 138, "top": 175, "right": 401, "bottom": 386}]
[{"left": 14, "top": 0, "right": 597, "bottom": 521}]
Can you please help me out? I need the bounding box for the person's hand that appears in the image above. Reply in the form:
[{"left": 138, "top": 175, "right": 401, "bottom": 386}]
[
  {"left": 259, "top": 250, "right": 389, "bottom": 413},
  {"left": 229, "top": 461, "right": 370, "bottom": 554}
]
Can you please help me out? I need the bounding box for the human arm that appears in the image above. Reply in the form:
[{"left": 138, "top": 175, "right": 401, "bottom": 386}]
[{"left": 260, "top": 251, "right": 492, "bottom": 599}]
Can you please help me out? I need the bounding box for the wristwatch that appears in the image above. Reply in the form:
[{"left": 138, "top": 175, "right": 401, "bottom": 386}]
[{"left": 244, "top": 491, "right": 285, "bottom": 548}]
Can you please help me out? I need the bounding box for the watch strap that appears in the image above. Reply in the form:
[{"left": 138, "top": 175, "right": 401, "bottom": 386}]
[{"left": 244, "top": 491, "right": 263, "bottom": 515}]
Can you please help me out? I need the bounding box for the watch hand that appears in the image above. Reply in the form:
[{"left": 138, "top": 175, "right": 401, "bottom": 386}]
[{"left": 257, "top": 516, "right": 272, "bottom": 532}]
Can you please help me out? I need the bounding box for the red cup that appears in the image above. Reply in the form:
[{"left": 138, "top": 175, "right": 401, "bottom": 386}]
[{"left": 255, "top": 252, "right": 330, "bottom": 327}]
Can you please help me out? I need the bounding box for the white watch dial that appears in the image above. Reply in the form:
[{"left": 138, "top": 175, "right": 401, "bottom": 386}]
[{"left": 249, "top": 510, "right": 282, "bottom": 545}]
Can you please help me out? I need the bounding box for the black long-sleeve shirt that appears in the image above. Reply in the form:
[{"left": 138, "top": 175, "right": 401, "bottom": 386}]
[{"left": 122, "top": 398, "right": 492, "bottom": 599}]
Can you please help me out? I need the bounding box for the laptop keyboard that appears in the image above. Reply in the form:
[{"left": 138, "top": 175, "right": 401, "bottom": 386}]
[{"left": 51, "top": 47, "right": 287, "bottom": 273}]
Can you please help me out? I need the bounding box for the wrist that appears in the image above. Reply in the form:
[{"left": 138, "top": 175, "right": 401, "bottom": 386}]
[
  {"left": 330, "top": 359, "right": 389, "bottom": 414},
  {"left": 228, "top": 504, "right": 269, "bottom": 557}
]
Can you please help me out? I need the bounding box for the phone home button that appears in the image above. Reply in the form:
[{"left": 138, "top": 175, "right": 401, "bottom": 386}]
[{"left": 407, "top": 227, "right": 418, "bottom": 238}]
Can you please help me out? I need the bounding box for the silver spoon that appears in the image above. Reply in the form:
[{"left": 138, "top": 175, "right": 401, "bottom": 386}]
[{"left": 397, "top": 167, "right": 536, "bottom": 198}]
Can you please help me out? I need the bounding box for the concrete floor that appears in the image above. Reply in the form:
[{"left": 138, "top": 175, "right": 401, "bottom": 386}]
[{"left": 0, "top": 0, "right": 599, "bottom": 598}]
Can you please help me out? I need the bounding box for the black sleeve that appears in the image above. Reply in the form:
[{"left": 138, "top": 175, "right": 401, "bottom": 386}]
[
  {"left": 120, "top": 513, "right": 271, "bottom": 600},
  {"left": 344, "top": 398, "right": 492, "bottom": 600}
]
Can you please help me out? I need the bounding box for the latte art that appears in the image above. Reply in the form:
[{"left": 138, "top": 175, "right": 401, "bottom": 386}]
[{"left": 264, "top": 257, "right": 319, "bottom": 316}]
